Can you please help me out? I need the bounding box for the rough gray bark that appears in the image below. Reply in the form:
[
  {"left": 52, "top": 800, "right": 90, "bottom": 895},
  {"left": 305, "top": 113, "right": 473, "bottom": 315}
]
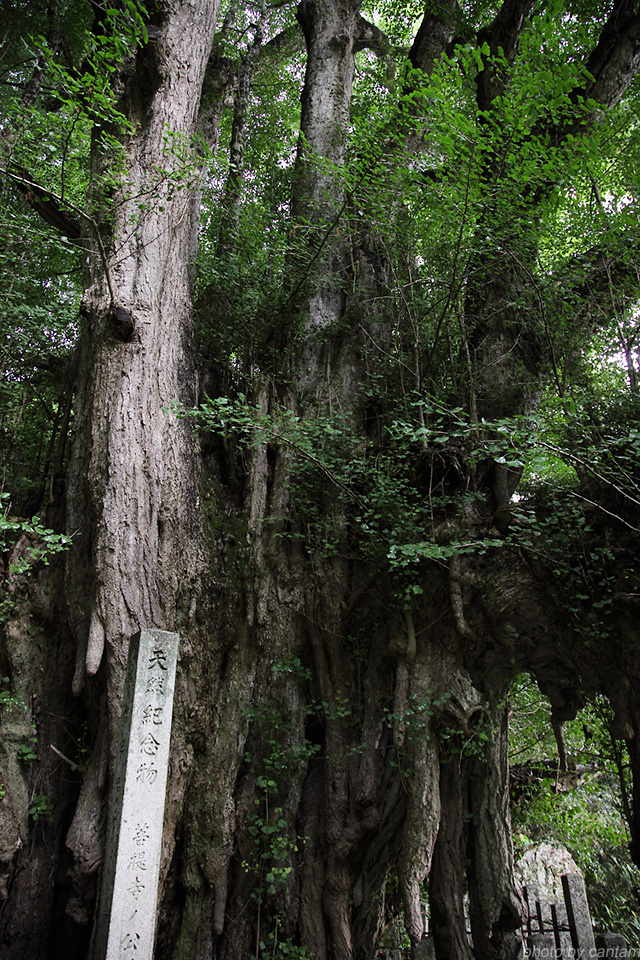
[
  {"left": 467, "top": 709, "right": 524, "bottom": 960},
  {"left": 66, "top": 0, "right": 218, "bottom": 692},
  {"left": 430, "top": 758, "right": 474, "bottom": 960},
  {"left": 63, "top": 0, "right": 220, "bottom": 932},
  {"left": 290, "top": 0, "right": 364, "bottom": 405}
]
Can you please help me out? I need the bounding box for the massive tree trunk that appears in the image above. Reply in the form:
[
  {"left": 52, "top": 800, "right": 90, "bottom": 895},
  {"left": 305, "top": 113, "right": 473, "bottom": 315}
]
[{"left": 64, "top": 0, "right": 219, "bottom": 944}]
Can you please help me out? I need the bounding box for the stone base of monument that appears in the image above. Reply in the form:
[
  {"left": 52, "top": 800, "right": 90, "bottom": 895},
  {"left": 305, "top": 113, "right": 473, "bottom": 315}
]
[{"left": 596, "top": 932, "right": 630, "bottom": 958}]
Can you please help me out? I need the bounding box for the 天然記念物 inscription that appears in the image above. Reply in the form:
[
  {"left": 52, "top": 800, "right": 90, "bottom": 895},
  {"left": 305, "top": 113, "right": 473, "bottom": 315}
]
[{"left": 92, "top": 629, "right": 179, "bottom": 960}]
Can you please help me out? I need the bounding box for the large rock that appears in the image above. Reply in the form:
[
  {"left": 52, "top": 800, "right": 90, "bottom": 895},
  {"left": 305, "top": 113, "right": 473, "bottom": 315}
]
[
  {"left": 596, "top": 932, "right": 629, "bottom": 956},
  {"left": 515, "top": 842, "right": 581, "bottom": 902}
]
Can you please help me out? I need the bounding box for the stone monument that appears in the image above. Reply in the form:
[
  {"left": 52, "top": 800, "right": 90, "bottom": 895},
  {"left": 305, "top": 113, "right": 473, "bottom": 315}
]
[{"left": 92, "top": 629, "right": 179, "bottom": 960}]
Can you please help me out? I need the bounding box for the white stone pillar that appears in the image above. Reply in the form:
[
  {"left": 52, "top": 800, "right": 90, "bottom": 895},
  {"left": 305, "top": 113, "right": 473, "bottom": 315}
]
[{"left": 92, "top": 629, "right": 179, "bottom": 960}]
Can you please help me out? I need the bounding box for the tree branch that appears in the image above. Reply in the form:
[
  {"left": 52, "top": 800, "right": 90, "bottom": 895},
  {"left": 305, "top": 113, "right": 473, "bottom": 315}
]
[
  {"left": 6, "top": 166, "right": 81, "bottom": 239},
  {"left": 555, "top": 243, "right": 640, "bottom": 326},
  {"left": 409, "top": 0, "right": 462, "bottom": 74},
  {"left": 200, "top": 24, "right": 303, "bottom": 151},
  {"left": 475, "top": 0, "right": 538, "bottom": 110},
  {"left": 540, "top": 3, "right": 640, "bottom": 148},
  {"left": 258, "top": 23, "right": 303, "bottom": 62},
  {"left": 355, "top": 17, "right": 391, "bottom": 57},
  {"left": 3, "top": 167, "right": 117, "bottom": 304},
  {"left": 583, "top": 0, "right": 640, "bottom": 110}
]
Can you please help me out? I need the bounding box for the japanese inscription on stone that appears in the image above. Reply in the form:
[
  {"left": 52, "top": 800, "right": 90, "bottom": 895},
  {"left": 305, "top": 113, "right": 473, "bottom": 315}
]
[{"left": 92, "top": 629, "right": 179, "bottom": 960}]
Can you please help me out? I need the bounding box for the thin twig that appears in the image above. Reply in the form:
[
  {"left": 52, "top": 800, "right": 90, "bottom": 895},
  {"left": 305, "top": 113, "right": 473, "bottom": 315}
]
[{"left": 1, "top": 167, "right": 117, "bottom": 303}]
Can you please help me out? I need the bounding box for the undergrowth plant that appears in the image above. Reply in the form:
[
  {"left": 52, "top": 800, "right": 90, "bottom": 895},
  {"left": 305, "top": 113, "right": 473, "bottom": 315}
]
[{"left": 0, "top": 493, "right": 71, "bottom": 622}]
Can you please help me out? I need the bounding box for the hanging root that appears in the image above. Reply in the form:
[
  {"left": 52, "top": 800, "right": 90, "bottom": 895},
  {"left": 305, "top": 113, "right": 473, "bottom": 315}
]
[
  {"left": 397, "top": 644, "right": 442, "bottom": 950},
  {"left": 404, "top": 610, "right": 416, "bottom": 662},
  {"left": 72, "top": 633, "right": 88, "bottom": 697},
  {"left": 390, "top": 612, "right": 418, "bottom": 746},
  {"left": 449, "top": 554, "right": 475, "bottom": 641},
  {"left": 86, "top": 609, "right": 106, "bottom": 676},
  {"left": 398, "top": 731, "right": 440, "bottom": 948},
  {"left": 65, "top": 713, "right": 109, "bottom": 924}
]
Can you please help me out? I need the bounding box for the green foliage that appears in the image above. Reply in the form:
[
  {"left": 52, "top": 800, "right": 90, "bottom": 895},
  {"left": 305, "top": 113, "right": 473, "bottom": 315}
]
[
  {"left": 514, "top": 776, "right": 640, "bottom": 945},
  {"left": 258, "top": 919, "right": 310, "bottom": 960},
  {"left": 1, "top": 504, "right": 71, "bottom": 574},
  {"left": 243, "top": 705, "right": 320, "bottom": 788},
  {"left": 68, "top": 722, "right": 89, "bottom": 774},
  {"left": 28, "top": 792, "right": 53, "bottom": 824},
  {"left": 247, "top": 792, "right": 296, "bottom": 901},
  {"left": 0, "top": 494, "right": 71, "bottom": 623},
  {"left": 0, "top": 680, "right": 37, "bottom": 801},
  {"left": 186, "top": 396, "right": 520, "bottom": 604},
  {"left": 0, "top": 1, "right": 158, "bottom": 520},
  {"left": 383, "top": 691, "right": 450, "bottom": 746},
  {"left": 3, "top": 0, "right": 640, "bottom": 949},
  {"left": 16, "top": 734, "right": 37, "bottom": 764},
  {"left": 0, "top": 677, "right": 27, "bottom": 715},
  {"left": 187, "top": 389, "right": 640, "bottom": 625},
  {"left": 0, "top": 495, "right": 70, "bottom": 566},
  {"left": 510, "top": 677, "right": 640, "bottom": 944},
  {"left": 0, "top": 217, "right": 80, "bottom": 511},
  {"left": 195, "top": 1, "right": 302, "bottom": 371},
  {"left": 241, "top": 657, "right": 318, "bottom": 956},
  {"left": 29, "top": 3, "right": 148, "bottom": 127},
  {"left": 437, "top": 709, "right": 494, "bottom": 762},
  {"left": 270, "top": 656, "right": 311, "bottom": 681}
]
